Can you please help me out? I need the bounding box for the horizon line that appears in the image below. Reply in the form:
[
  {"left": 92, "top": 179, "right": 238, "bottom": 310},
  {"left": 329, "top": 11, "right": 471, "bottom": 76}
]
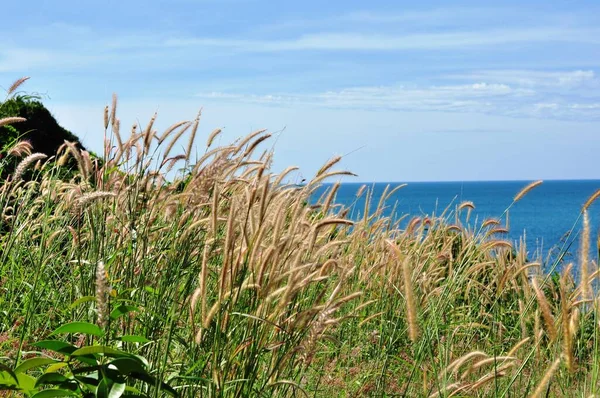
[{"left": 320, "top": 178, "right": 600, "bottom": 184}]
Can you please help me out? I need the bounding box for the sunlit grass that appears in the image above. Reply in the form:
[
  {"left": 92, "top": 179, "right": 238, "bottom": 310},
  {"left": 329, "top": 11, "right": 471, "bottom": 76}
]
[{"left": 0, "top": 83, "right": 599, "bottom": 397}]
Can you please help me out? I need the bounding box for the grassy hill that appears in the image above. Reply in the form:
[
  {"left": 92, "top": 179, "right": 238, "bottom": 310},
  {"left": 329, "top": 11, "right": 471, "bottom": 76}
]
[{"left": 0, "top": 78, "right": 598, "bottom": 397}]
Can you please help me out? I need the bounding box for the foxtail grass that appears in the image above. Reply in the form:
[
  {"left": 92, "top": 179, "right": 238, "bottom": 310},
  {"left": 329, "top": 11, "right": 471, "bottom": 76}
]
[{"left": 1, "top": 84, "right": 599, "bottom": 397}]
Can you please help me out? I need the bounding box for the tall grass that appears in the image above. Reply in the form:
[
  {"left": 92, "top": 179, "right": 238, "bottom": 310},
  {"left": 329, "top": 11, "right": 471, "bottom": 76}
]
[{"left": 1, "top": 83, "right": 599, "bottom": 397}]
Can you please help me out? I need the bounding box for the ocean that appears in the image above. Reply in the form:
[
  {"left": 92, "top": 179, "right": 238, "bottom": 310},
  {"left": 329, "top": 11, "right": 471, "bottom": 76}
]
[{"left": 312, "top": 180, "right": 600, "bottom": 267}]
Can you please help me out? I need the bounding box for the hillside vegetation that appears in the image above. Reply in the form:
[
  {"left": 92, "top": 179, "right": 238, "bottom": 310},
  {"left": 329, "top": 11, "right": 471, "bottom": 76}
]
[
  {"left": 0, "top": 78, "right": 86, "bottom": 179},
  {"left": 0, "top": 78, "right": 599, "bottom": 397}
]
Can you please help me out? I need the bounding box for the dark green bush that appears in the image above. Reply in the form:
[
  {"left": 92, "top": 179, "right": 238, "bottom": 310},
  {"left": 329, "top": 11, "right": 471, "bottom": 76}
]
[{"left": 0, "top": 95, "right": 87, "bottom": 179}]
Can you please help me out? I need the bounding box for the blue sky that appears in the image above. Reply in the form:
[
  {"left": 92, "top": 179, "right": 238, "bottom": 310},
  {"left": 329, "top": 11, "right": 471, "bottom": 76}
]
[{"left": 1, "top": 0, "right": 600, "bottom": 181}]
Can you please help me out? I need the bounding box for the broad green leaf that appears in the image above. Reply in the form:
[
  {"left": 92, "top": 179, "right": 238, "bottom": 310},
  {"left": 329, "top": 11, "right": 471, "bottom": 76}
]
[
  {"left": 132, "top": 355, "right": 149, "bottom": 369},
  {"left": 31, "top": 389, "right": 78, "bottom": 397},
  {"left": 16, "top": 372, "right": 37, "bottom": 394},
  {"left": 96, "top": 377, "right": 111, "bottom": 398},
  {"left": 118, "top": 335, "right": 150, "bottom": 344},
  {"left": 45, "top": 362, "right": 69, "bottom": 373},
  {"left": 110, "top": 305, "right": 139, "bottom": 320},
  {"left": 68, "top": 296, "right": 96, "bottom": 310},
  {"left": 71, "top": 346, "right": 130, "bottom": 358},
  {"left": 73, "top": 354, "right": 99, "bottom": 367},
  {"left": 0, "top": 363, "right": 18, "bottom": 385},
  {"left": 72, "top": 365, "right": 102, "bottom": 375},
  {"left": 123, "top": 385, "right": 143, "bottom": 394},
  {"left": 15, "top": 357, "right": 58, "bottom": 373},
  {"left": 32, "top": 341, "right": 76, "bottom": 355},
  {"left": 35, "top": 372, "right": 69, "bottom": 386},
  {"left": 108, "top": 381, "right": 126, "bottom": 398},
  {"left": 129, "top": 372, "right": 178, "bottom": 397},
  {"left": 74, "top": 373, "right": 100, "bottom": 387},
  {"left": 0, "top": 373, "right": 18, "bottom": 389},
  {"left": 32, "top": 343, "right": 97, "bottom": 366},
  {"left": 109, "top": 358, "right": 146, "bottom": 375},
  {"left": 103, "top": 366, "right": 126, "bottom": 385},
  {"left": 50, "top": 322, "right": 104, "bottom": 337}
]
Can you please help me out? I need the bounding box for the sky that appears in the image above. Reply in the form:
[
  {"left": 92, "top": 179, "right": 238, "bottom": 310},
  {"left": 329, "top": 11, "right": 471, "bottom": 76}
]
[{"left": 1, "top": 0, "right": 599, "bottom": 182}]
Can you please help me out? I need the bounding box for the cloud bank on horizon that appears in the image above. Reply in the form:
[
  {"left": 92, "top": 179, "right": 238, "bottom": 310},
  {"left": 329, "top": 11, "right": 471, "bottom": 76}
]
[{"left": 1, "top": 0, "right": 599, "bottom": 181}]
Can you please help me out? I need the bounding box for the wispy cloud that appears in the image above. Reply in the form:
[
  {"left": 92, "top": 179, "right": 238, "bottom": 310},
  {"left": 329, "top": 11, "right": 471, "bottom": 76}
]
[
  {"left": 447, "top": 70, "right": 599, "bottom": 89},
  {"left": 2, "top": 7, "right": 599, "bottom": 123},
  {"left": 165, "top": 27, "right": 600, "bottom": 52},
  {"left": 0, "top": 47, "right": 116, "bottom": 73},
  {"left": 338, "top": 7, "right": 533, "bottom": 26},
  {"left": 2, "top": 9, "right": 599, "bottom": 74},
  {"left": 195, "top": 73, "right": 600, "bottom": 120},
  {"left": 256, "top": 6, "right": 598, "bottom": 36}
]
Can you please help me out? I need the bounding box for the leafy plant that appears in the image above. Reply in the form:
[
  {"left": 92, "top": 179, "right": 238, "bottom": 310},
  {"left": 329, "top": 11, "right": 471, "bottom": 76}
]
[{"left": 1, "top": 321, "right": 175, "bottom": 397}]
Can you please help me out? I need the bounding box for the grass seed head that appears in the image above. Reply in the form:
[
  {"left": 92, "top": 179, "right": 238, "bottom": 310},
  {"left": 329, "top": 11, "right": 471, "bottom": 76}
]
[
  {"left": 96, "top": 261, "right": 109, "bottom": 329},
  {"left": 13, "top": 153, "right": 47, "bottom": 181},
  {"left": 514, "top": 180, "right": 543, "bottom": 203},
  {"left": 7, "top": 76, "right": 30, "bottom": 95},
  {"left": 0, "top": 116, "right": 27, "bottom": 128}
]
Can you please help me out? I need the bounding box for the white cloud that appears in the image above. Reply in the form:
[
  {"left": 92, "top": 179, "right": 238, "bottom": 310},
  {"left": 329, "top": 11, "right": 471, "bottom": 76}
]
[
  {"left": 336, "top": 7, "right": 575, "bottom": 30},
  {"left": 0, "top": 47, "right": 114, "bottom": 73},
  {"left": 570, "top": 103, "right": 600, "bottom": 109},
  {"left": 448, "top": 70, "right": 598, "bottom": 89},
  {"left": 197, "top": 83, "right": 516, "bottom": 112},
  {"left": 557, "top": 70, "right": 595, "bottom": 86},
  {"left": 2, "top": 17, "right": 599, "bottom": 74},
  {"left": 194, "top": 78, "right": 600, "bottom": 121},
  {"left": 533, "top": 103, "right": 559, "bottom": 110},
  {"left": 164, "top": 28, "right": 600, "bottom": 52},
  {"left": 0, "top": 48, "right": 54, "bottom": 72},
  {"left": 256, "top": 7, "right": 595, "bottom": 37}
]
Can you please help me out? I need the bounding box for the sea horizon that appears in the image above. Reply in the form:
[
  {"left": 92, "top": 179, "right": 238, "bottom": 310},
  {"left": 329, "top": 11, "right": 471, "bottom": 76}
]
[
  {"left": 331, "top": 178, "right": 600, "bottom": 184},
  {"left": 313, "top": 179, "right": 600, "bottom": 268}
]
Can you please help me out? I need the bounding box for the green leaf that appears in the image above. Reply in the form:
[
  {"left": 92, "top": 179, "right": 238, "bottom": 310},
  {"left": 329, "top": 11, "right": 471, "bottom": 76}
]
[
  {"left": 15, "top": 357, "right": 59, "bottom": 374},
  {"left": 132, "top": 355, "right": 149, "bottom": 369},
  {"left": 15, "top": 372, "right": 37, "bottom": 394},
  {"left": 74, "top": 355, "right": 99, "bottom": 367},
  {"left": 109, "top": 358, "right": 146, "bottom": 376},
  {"left": 110, "top": 305, "right": 139, "bottom": 320},
  {"left": 102, "top": 367, "right": 126, "bottom": 385},
  {"left": 30, "top": 389, "right": 78, "bottom": 397},
  {"left": 74, "top": 373, "right": 100, "bottom": 387},
  {"left": 45, "top": 362, "right": 69, "bottom": 373},
  {"left": 35, "top": 372, "right": 69, "bottom": 386},
  {"left": 32, "top": 341, "right": 76, "bottom": 355},
  {"left": 96, "top": 377, "right": 111, "bottom": 398},
  {"left": 129, "top": 372, "right": 178, "bottom": 397},
  {"left": 31, "top": 342, "right": 97, "bottom": 366},
  {"left": 72, "top": 365, "right": 102, "bottom": 375},
  {"left": 0, "top": 363, "right": 18, "bottom": 385},
  {"left": 143, "top": 286, "right": 157, "bottom": 295},
  {"left": 68, "top": 296, "right": 96, "bottom": 310},
  {"left": 108, "top": 381, "right": 126, "bottom": 398},
  {"left": 118, "top": 335, "right": 150, "bottom": 344},
  {"left": 123, "top": 385, "right": 143, "bottom": 394},
  {"left": 71, "top": 346, "right": 130, "bottom": 358},
  {"left": 0, "top": 374, "right": 19, "bottom": 389},
  {"left": 50, "top": 322, "right": 104, "bottom": 337}
]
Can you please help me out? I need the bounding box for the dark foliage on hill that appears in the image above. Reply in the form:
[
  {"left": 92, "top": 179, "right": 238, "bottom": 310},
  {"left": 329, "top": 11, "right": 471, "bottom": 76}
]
[
  {"left": 0, "top": 95, "right": 87, "bottom": 179},
  {"left": 0, "top": 95, "right": 85, "bottom": 155}
]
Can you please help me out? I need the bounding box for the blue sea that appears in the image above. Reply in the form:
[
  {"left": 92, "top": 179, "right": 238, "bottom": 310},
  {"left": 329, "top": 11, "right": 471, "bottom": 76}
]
[{"left": 313, "top": 180, "right": 600, "bottom": 267}]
